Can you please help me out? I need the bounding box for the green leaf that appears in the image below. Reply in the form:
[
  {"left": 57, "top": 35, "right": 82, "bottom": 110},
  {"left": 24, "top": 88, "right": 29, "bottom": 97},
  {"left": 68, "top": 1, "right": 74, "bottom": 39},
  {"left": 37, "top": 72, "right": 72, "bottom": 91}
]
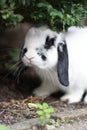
[
  {"left": 37, "top": 103, "right": 43, "bottom": 109},
  {"left": 43, "top": 108, "right": 54, "bottom": 117},
  {"left": 28, "top": 103, "right": 37, "bottom": 108},
  {"left": 2, "top": 14, "right": 8, "bottom": 19},
  {"left": 15, "top": 14, "right": 24, "bottom": 22},
  {"left": 37, "top": 2, "right": 47, "bottom": 8},
  {"left": 44, "top": 108, "right": 54, "bottom": 114},
  {"left": 45, "top": 114, "right": 51, "bottom": 119},
  {"left": 39, "top": 116, "right": 45, "bottom": 121},
  {"left": 0, "top": 0, "right": 6, "bottom": 7},
  {"left": 10, "top": 2, "right": 15, "bottom": 9},
  {"left": 36, "top": 110, "right": 43, "bottom": 116},
  {"left": 48, "top": 108, "right": 55, "bottom": 113},
  {"left": 0, "top": 125, "right": 10, "bottom": 130},
  {"left": 43, "top": 109, "right": 49, "bottom": 114},
  {"left": 9, "top": 49, "right": 20, "bottom": 61},
  {"left": 22, "top": 0, "right": 26, "bottom": 5},
  {"left": 50, "top": 11, "right": 57, "bottom": 17},
  {"left": 42, "top": 103, "right": 48, "bottom": 109}
]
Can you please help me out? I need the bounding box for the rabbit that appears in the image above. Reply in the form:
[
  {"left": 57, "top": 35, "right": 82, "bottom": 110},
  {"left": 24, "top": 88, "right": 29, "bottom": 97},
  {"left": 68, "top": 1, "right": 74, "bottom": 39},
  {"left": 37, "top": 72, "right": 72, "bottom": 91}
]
[{"left": 20, "top": 26, "right": 87, "bottom": 104}]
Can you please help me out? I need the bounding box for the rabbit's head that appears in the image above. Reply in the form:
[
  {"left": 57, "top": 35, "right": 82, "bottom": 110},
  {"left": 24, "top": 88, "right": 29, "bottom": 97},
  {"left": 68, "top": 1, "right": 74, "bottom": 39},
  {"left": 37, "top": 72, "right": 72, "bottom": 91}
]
[
  {"left": 21, "top": 27, "right": 59, "bottom": 69},
  {"left": 21, "top": 26, "right": 69, "bottom": 86}
]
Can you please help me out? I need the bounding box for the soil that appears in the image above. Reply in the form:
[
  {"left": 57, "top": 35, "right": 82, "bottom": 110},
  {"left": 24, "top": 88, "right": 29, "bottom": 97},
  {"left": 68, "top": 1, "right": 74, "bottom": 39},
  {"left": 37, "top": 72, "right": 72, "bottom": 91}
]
[{"left": 0, "top": 71, "right": 87, "bottom": 126}]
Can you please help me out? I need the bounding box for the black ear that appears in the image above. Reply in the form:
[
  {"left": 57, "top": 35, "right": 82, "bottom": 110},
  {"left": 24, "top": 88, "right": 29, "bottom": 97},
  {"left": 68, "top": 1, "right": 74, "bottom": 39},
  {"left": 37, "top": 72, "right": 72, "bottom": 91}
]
[{"left": 57, "top": 41, "right": 69, "bottom": 86}]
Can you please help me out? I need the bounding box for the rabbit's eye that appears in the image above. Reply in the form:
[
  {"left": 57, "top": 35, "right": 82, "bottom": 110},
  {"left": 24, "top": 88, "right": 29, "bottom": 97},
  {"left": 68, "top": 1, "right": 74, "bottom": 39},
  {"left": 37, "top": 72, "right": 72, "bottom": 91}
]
[
  {"left": 41, "top": 55, "right": 46, "bottom": 61},
  {"left": 44, "top": 36, "right": 56, "bottom": 49},
  {"left": 22, "top": 48, "right": 27, "bottom": 57}
]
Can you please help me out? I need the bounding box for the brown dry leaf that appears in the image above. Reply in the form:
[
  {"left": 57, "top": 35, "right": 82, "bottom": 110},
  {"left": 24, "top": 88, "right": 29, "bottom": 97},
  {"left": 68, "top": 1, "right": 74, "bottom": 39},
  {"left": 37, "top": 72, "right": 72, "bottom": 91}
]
[{"left": 31, "top": 126, "right": 38, "bottom": 130}]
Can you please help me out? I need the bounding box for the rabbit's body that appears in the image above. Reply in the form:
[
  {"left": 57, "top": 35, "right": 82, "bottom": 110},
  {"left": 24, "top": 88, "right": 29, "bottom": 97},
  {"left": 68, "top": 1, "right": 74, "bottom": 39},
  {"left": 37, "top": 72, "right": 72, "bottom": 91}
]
[{"left": 21, "top": 26, "right": 87, "bottom": 103}]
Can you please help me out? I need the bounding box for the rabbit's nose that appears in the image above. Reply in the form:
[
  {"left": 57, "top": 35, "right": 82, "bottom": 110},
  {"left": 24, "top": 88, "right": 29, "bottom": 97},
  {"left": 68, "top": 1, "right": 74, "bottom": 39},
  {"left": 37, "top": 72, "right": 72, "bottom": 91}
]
[{"left": 25, "top": 55, "right": 34, "bottom": 63}]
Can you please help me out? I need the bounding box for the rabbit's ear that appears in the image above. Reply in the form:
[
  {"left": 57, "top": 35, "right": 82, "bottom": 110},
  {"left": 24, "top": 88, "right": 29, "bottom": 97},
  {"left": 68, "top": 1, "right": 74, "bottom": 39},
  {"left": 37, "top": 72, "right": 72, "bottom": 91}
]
[{"left": 57, "top": 41, "right": 69, "bottom": 86}]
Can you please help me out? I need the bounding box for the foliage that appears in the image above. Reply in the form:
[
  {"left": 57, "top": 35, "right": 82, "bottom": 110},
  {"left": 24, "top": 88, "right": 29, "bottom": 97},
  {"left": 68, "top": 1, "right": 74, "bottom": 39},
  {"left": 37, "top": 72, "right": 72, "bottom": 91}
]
[
  {"left": 0, "top": 124, "right": 10, "bottom": 130},
  {"left": 31, "top": 1, "right": 87, "bottom": 31},
  {"left": 28, "top": 102, "right": 64, "bottom": 129},
  {"left": 28, "top": 102, "right": 55, "bottom": 125},
  {"left": 0, "top": 1, "right": 23, "bottom": 27},
  {"left": 8, "top": 48, "right": 20, "bottom": 62},
  {"left": 0, "top": 0, "right": 87, "bottom": 31},
  {"left": 46, "top": 118, "right": 63, "bottom": 129}
]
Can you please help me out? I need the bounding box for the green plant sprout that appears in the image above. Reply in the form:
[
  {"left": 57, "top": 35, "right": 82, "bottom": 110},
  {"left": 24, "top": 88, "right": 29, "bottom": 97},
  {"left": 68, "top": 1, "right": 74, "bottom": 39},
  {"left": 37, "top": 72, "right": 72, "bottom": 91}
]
[
  {"left": 28, "top": 102, "right": 55, "bottom": 125},
  {"left": 0, "top": 124, "right": 10, "bottom": 130}
]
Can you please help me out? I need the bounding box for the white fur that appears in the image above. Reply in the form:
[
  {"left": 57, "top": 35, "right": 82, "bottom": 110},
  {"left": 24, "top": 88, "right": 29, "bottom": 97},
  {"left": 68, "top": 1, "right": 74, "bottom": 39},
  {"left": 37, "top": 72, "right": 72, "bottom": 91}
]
[
  {"left": 22, "top": 26, "right": 87, "bottom": 104},
  {"left": 84, "top": 95, "right": 87, "bottom": 103}
]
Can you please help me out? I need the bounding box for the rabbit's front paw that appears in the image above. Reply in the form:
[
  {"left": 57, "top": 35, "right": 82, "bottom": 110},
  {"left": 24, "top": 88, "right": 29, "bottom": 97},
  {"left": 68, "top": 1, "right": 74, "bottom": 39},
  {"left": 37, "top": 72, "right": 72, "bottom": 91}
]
[
  {"left": 84, "top": 94, "right": 87, "bottom": 103},
  {"left": 33, "top": 87, "right": 50, "bottom": 97},
  {"left": 61, "top": 94, "right": 81, "bottom": 104}
]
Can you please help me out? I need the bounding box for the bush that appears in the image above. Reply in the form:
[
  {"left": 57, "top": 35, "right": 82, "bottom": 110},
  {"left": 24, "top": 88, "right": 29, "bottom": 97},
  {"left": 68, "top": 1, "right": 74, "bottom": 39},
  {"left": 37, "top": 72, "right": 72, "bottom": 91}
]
[{"left": 0, "top": 0, "right": 87, "bottom": 31}]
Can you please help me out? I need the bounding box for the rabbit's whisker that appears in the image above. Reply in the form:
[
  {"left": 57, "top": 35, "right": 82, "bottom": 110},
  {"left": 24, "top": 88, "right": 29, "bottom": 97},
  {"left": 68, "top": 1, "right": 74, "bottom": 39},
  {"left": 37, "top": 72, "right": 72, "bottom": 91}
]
[
  {"left": 15, "top": 64, "right": 26, "bottom": 84},
  {"left": 0, "top": 60, "right": 22, "bottom": 81}
]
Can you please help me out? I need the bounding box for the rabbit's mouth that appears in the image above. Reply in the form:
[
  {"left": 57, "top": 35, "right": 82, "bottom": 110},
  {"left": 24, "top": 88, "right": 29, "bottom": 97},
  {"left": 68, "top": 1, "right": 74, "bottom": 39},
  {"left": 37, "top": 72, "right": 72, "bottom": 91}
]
[
  {"left": 22, "top": 55, "right": 35, "bottom": 67},
  {"left": 25, "top": 55, "right": 34, "bottom": 64}
]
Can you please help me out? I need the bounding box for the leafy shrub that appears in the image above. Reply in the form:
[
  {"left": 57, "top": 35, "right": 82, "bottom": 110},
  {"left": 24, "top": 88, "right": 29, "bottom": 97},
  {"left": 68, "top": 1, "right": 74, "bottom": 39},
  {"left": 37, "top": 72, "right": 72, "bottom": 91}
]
[
  {"left": 0, "top": 1, "right": 23, "bottom": 27},
  {"left": 0, "top": 0, "right": 87, "bottom": 31},
  {"left": 28, "top": 102, "right": 54, "bottom": 125},
  {"left": 30, "top": 1, "right": 87, "bottom": 31}
]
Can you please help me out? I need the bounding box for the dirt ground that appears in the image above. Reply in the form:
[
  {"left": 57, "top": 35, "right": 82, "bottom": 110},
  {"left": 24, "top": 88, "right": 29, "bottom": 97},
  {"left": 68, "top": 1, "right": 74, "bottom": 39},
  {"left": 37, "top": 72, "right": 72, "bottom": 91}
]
[{"left": 0, "top": 71, "right": 87, "bottom": 126}]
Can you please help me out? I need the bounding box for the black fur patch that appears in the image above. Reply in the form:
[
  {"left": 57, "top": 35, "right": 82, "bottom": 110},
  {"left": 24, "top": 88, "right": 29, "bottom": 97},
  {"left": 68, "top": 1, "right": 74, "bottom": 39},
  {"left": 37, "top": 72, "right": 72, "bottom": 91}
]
[
  {"left": 20, "top": 47, "right": 27, "bottom": 58},
  {"left": 57, "top": 41, "right": 69, "bottom": 86},
  {"left": 44, "top": 36, "right": 56, "bottom": 49}
]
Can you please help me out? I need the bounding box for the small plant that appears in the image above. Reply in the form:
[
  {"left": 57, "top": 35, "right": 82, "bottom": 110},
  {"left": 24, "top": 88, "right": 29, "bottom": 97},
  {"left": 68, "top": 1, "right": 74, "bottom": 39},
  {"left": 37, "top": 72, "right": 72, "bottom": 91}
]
[
  {"left": 0, "top": 124, "right": 10, "bottom": 130},
  {"left": 0, "top": 2, "right": 23, "bottom": 26},
  {"left": 28, "top": 102, "right": 55, "bottom": 126}
]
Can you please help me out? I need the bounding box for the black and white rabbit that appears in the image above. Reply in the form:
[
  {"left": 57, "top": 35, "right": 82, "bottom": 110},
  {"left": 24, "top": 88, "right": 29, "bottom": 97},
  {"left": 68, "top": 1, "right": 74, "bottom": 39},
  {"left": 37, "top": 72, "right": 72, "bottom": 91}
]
[{"left": 20, "top": 26, "right": 87, "bottom": 104}]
